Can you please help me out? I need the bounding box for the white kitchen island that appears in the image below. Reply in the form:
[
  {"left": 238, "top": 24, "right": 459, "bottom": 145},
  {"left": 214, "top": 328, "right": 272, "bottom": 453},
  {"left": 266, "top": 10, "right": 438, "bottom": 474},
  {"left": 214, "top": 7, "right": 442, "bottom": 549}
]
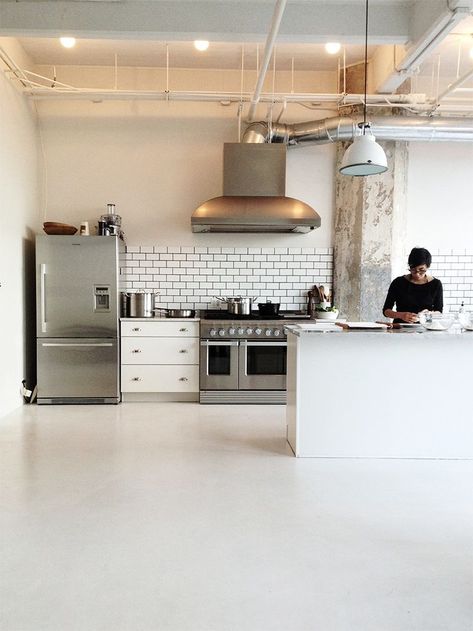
[{"left": 285, "top": 325, "right": 473, "bottom": 459}]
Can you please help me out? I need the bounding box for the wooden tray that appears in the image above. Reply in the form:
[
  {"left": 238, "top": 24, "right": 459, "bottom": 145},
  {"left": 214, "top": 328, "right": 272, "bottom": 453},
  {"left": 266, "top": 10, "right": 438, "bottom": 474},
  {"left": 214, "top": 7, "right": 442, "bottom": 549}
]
[{"left": 335, "top": 321, "right": 389, "bottom": 330}]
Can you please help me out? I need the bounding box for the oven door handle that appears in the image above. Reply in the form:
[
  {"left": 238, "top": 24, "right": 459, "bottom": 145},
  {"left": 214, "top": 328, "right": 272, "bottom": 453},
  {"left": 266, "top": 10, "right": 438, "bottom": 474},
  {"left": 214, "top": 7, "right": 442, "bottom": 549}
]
[
  {"left": 200, "top": 340, "right": 239, "bottom": 347},
  {"left": 241, "top": 341, "right": 287, "bottom": 347}
]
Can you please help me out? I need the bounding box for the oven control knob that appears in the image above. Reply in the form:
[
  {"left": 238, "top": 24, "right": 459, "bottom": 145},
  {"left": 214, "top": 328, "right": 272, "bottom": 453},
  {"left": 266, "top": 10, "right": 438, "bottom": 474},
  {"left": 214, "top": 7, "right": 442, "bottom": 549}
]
[
  {"left": 255, "top": 327, "right": 262, "bottom": 335},
  {"left": 265, "top": 329, "right": 273, "bottom": 336},
  {"left": 209, "top": 329, "right": 217, "bottom": 337},
  {"left": 246, "top": 328, "right": 253, "bottom": 335},
  {"left": 237, "top": 327, "right": 245, "bottom": 335},
  {"left": 228, "top": 327, "right": 236, "bottom": 335},
  {"left": 273, "top": 329, "right": 281, "bottom": 337},
  {"left": 218, "top": 329, "right": 226, "bottom": 337}
]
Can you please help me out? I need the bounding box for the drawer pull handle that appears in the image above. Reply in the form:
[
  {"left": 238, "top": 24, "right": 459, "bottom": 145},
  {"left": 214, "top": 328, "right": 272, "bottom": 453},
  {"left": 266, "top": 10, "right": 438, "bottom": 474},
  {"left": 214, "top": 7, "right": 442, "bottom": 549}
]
[
  {"left": 132, "top": 327, "right": 141, "bottom": 332},
  {"left": 179, "top": 349, "right": 188, "bottom": 353},
  {"left": 179, "top": 328, "right": 188, "bottom": 332},
  {"left": 132, "top": 349, "right": 141, "bottom": 353},
  {"left": 132, "top": 377, "right": 142, "bottom": 381},
  {"left": 179, "top": 377, "right": 188, "bottom": 382}
]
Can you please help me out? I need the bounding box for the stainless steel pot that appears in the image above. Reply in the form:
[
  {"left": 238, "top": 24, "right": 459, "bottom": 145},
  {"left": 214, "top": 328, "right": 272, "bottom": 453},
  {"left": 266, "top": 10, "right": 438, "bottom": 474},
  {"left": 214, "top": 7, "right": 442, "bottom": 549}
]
[
  {"left": 215, "top": 296, "right": 256, "bottom": 315},
  {"left": 229, "top": 297, "right": 254, "bottom": 315},
  {"left": 123, "top": 292, "right": 158, "bottom": 318}
]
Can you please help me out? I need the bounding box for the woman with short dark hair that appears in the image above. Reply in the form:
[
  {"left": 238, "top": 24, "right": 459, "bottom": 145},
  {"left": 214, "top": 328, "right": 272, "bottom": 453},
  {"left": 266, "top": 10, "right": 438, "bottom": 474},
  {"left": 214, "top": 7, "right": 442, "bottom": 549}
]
[{"left": 383, "top": 247, "right": 443, "bottom": 323}]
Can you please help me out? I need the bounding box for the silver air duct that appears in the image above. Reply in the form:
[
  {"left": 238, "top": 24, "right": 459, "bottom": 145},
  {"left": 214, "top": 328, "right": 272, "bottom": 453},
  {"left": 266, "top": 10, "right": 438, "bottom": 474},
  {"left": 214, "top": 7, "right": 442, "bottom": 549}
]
[{"left": 242, "top": 116, "right": 473, "bottom": 145}]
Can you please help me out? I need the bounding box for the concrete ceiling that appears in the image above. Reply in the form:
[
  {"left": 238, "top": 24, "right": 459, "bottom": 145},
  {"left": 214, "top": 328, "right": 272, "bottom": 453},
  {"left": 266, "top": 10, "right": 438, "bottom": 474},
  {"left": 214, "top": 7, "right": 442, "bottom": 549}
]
[
  {"left": 1, "top": 1, "right": 470, "bottom": 73},
  {"left": 1, "top": 1, "right": 472, "bottom": 99},
  {"left": 0, "top": 0, "right": 430, "bottom": 44}
]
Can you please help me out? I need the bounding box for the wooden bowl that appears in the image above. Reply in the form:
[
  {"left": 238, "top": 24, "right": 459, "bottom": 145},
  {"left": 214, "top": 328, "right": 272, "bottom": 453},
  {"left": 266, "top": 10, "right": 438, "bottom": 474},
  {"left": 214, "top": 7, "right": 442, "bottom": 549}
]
[{"left": 43, "top": 222, "right": 78, "bottom": 235}]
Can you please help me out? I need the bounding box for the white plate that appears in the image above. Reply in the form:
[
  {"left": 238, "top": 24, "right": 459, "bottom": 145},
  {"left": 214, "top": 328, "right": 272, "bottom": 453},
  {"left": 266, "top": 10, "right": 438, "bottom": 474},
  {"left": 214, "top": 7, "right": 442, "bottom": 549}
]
[{"left": 463, "top": 326, "right": 473, "bottom": 331}]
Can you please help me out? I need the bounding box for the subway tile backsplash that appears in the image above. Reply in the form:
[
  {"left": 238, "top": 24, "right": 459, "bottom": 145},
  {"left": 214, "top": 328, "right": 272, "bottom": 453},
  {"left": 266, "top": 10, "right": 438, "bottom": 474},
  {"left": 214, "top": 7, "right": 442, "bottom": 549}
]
[
  {"left": 121, "top": 246, "right": 334, "bottom": 311},
  {"left": 120, "top": 246, "right": 472, "bottom": 313},
  {"left": 430, "top": 249, "right": 473, "bottom": 311}
]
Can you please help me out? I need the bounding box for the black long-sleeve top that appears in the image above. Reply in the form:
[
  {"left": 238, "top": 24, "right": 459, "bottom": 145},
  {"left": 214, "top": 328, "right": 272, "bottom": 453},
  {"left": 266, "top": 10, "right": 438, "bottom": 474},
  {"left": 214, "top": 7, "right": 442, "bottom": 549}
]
[{"left": 383, "top": 276, "right": 443, "bottom": 322}]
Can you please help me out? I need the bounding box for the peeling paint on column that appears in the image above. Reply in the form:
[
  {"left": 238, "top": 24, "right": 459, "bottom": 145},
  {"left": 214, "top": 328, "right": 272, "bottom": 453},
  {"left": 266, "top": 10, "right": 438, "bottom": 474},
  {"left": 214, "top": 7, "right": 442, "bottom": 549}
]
[
  {"left": 391, "top": 141, "right": 408, "bottom": 278},
  {"left": 334, "top": 140, "right": 409, "bottom": 321}
]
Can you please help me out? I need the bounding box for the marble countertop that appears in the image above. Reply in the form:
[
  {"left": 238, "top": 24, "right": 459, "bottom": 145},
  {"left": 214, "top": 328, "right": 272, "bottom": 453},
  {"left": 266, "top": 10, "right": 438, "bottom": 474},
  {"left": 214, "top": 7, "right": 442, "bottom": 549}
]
[{"left": 285, "top": 323, "right": 473, "bottom": 339}]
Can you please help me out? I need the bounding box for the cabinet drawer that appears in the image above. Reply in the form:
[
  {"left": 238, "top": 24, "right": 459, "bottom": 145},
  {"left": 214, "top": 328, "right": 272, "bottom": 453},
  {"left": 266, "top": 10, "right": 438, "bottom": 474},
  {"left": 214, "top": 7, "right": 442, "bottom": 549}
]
[
  {"left": 121, "top": 365, "right": 198, "bottom": 393},
  {"left": 121, "top": 337, "right": 198, "bottom": 365},
  {"left": 121, "top": 321, "right": 198, "bottom": 338}
]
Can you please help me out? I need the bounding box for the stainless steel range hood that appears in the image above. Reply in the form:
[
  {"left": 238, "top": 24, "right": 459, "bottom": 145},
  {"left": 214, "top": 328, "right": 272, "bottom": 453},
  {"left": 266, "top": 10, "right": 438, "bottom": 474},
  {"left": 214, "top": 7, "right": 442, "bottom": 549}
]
[{"left": 191, "top": 144, "right": 321, "bottom": 233}]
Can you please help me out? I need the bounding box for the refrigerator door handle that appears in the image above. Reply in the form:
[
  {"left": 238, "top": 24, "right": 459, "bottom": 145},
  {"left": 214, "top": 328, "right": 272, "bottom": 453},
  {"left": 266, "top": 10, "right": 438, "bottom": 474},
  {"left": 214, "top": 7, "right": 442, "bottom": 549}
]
[
  {"left": 41, "top": 343, "right": 114, "bottom": 347},
  {"left": 40, "top": 263, "right": 47, "bottom": 333}
]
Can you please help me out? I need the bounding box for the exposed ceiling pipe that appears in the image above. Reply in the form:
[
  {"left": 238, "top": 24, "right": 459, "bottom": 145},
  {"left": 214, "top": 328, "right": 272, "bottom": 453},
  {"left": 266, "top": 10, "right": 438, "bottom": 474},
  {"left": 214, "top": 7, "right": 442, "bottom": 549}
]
[
  {"left": 432, "top": 64, "right": 473, "bottom": 109},
  {"left": 378, "top": 1, "right": 472, "bottom": 94},
  {"left": 242, "top": 115, "right": 473, "bottom": 145},
  {"left": 18, "top": 85, "right": 427, "bottom": 105},
  {"left": 0, "top": 45, "right": 31, "bottom": 88},
  {"left": 4, "top": 46, "right": 471, "bottom": 112},
  {"left": 246, "top": 0, "right": 287, "bottom": 123},
  {"left": 19, "top": 87, "right": 473, "bottom": 113}
]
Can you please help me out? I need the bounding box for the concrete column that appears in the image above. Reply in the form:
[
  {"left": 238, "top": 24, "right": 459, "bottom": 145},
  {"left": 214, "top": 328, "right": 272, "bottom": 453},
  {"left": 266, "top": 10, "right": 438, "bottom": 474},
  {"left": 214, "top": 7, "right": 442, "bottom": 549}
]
[{"left": 333, "top": 139, "right": 408, "bottom": 321}]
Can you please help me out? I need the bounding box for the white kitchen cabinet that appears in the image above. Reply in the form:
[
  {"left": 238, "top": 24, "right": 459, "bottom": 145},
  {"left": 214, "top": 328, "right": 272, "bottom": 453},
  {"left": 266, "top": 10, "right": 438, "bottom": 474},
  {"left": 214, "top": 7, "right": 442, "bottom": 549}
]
[
  {"left": 121, "top": 318, "right": 199, "bottom": 402},
  {"left": 121, "top": 321, "right": 197, "bottom": 338},
  {"left": 286, "top": 326, "right": 473, "bottom": 458},
  {"left": 121, "top": 337, "right": 199, "bottom": 365}
]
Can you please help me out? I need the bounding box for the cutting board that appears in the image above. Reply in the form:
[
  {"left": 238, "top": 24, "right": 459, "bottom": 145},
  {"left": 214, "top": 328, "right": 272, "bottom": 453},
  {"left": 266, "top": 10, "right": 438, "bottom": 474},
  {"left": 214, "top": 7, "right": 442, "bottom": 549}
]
[{"left": 335, "top": 322, "right": 389, "bottom": 330}]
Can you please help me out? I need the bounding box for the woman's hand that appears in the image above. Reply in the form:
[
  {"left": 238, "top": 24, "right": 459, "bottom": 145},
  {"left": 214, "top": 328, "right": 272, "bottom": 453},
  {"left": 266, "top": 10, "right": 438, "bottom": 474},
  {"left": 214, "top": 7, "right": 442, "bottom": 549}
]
[{"left": 398, "top": 311, "right": 419, "bottom": 323}]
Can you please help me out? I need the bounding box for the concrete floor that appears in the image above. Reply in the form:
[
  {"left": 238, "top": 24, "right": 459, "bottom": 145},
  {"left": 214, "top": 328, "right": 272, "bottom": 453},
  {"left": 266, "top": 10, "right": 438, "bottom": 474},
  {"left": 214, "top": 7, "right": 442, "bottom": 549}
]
[{"left": 1, "top": 402, "right": 472, "bottom": 631}]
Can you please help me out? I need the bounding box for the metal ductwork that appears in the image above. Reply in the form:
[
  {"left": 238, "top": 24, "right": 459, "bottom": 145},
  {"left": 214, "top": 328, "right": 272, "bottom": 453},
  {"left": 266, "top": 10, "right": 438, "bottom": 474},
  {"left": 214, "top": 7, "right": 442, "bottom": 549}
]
[
  {"left": 191, "top": 143, "right": 321, "bottom": 234},
  {"left": 242, "top": 116, "right": 473, "bottom": 145}
]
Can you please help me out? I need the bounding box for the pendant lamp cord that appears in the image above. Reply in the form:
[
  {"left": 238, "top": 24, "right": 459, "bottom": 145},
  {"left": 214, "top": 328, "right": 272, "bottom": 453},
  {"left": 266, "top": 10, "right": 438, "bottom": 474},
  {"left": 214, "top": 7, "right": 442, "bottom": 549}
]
[{"left": 363, "top": 0, "right": 369, "bottom": 133}]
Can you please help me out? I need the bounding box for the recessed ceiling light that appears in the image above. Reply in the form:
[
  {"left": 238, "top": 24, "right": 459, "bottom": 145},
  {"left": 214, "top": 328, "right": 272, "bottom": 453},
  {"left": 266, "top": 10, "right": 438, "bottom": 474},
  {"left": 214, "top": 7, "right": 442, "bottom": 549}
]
[
  {"left": 325, "top": 42, "right": 341, "bottom": 55},
  {"left": 194, "top": 40, "right": 209, "bottom": 52},
  {"left": 60, "top": 37, "right": 76, "bottom": 49}
]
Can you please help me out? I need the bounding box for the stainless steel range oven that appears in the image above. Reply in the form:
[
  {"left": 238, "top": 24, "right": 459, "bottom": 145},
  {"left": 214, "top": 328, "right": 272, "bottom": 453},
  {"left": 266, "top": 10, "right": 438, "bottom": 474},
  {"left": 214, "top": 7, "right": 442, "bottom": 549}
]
[{"left": 200, "top": 313, "right": 305, "bottom": 404}]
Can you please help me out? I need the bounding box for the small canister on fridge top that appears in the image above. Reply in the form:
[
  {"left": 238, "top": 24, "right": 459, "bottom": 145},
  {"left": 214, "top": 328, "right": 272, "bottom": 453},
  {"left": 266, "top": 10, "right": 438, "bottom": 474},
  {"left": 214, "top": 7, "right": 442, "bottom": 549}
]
[{"left": 79, "top": 221, "right": 90, "bottom": 236}]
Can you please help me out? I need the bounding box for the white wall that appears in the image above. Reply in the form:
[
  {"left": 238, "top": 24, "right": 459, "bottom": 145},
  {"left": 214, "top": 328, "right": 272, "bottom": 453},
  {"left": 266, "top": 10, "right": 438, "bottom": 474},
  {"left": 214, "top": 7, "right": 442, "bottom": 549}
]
[
  {"left": 37, "top": 98, "right": 336, "bottom": 249},
  {"left": 0, "top": 39, "right": 41, "bottom": 418},
  {"left": 35, "top": 63, "right": 337, "bottom": 249},
  {"left": 406, "top": 142, "right": 473, "bottom": 251}
]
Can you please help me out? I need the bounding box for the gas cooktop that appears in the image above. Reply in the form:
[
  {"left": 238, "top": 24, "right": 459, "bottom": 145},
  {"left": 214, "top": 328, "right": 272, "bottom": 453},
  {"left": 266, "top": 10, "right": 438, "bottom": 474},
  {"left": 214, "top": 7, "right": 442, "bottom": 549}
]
[{"left": 201, "top": 309, "right": 310, "bottom": 321}]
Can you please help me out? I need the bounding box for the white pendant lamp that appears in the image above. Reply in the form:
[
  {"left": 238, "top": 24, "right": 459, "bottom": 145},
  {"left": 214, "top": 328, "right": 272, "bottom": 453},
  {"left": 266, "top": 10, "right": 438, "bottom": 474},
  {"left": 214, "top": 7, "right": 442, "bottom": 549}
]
[
  {"left": 340, "top": 133, "right": 388, "bottom": 176},
  {"left": 339, "top": 0, "right": 387, "bottom": 177}
]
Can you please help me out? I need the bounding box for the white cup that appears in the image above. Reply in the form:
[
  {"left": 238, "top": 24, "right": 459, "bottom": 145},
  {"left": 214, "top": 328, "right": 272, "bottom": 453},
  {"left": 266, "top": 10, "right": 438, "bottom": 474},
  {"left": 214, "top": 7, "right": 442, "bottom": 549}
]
[{"left": 79, "top": 221, "right": 89, "bottom": 236}]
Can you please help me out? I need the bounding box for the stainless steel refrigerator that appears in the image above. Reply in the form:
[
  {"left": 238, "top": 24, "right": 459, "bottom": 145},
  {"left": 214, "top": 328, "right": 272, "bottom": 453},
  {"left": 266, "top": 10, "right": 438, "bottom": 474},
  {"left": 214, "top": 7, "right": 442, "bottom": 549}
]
[{"left": 36, "top": 235, "right": 123, "bottom": 404}]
